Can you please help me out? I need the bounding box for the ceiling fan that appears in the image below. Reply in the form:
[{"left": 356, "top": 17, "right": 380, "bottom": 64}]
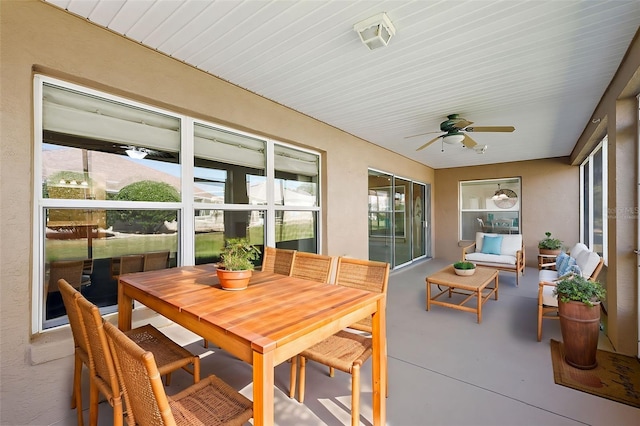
[{"left": 407, "top": 114, "right": 515, "bottom": 151}]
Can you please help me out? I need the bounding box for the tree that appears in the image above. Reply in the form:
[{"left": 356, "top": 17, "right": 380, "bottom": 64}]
[{"left": 107, "top": 181, "right": 180, "bottom": 233}]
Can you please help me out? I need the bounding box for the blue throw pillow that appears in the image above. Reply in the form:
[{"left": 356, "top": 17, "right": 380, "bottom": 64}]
[
  {"left": 481, "top": 235, "right": 503, "bottom": 255},
  {"left": 555, "top": 251, "right": 569, "bottom": 274},
  {"left": 557, "top": 253, "right": 577, "bottom": 276}
]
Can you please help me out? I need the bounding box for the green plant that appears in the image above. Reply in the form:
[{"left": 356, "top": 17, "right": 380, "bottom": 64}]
[
  {"left": 554, "top": 274, "right": 606, "bottom": 307},
  {"left": 538, "top": 231, "right": 563, "bottom": 250},
  {"left": 219, "top": 238, "right": 261, "bottom": 271},
  {"left": 453, "top": 261, "right": 476, "bottom": 270}
]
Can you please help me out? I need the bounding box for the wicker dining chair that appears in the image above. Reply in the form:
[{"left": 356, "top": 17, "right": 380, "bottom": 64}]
[
  {"left": 104, "top": 321, "right": 253, "bottom": 426},
  {"left": 58, "top": 279, "right": 90, "bottom": 426},
  {"left": 290, "top": 257, "right": 390, "bottom": 426},
  {"left": 261, "top": 246, "right": 296, "bottom": 275},
  {"left": 290, "top": 252, "right": 334, "bottom": 283},
  {"left": 48, "top": 260, "right": 85, "bottom": 293},
  {"left": 143, "top": 250, "right": 170, "bottom": 272},
  {"left": 75, "top": 291, "right": 201, "bottom": 425}
]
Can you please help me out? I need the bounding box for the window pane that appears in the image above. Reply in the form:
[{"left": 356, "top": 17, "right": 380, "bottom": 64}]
[
  {"left": 368, "top": 170, "right": 393, "bottom": 264},
  {"left": 592, "top": 148, "right": 603, "bottom": 255},
  {"left": 460, "top": 179, "right": 520, "bottom": 240},
  {"left": 42, "top": 83, "right": 181, "bottom": 200},
  {"left": 194, "top": 209, "right": 265, "bottom": 265},
  {"left": 194, "top": 123, "right": 265, "bottom": 204},
  {"left": 275, "top": 210, "right": 318, "bottom": 252},
  {"left": 274, "top": 145, "right": 319, "bottom": 207},
  {"left": 43, "top": 208, "right": 178, "bottom": 329}
]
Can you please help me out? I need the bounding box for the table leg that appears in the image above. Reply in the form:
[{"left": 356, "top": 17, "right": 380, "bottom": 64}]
[
  {"left": 425, "top": 280, "right": 431, "bottom": 311},
  {"left": 117, "top": 280, "right": 132, "bottom": 331},
  {"left": 372, "top": 297, "right": 387, "bottom": 426},
  {"left": 253, "top": 350, "right": 275, "bottom": 426},
  {"left": 477, "top": 287, "right": 482, "bottom": 324}
]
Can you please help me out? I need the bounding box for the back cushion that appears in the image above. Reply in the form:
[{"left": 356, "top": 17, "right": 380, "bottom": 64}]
[
  {"left": 500, "top": 234, "right": 522, "bottom": 257},
  {"left": 576, "top": 250, "right": 601, "bottom": 278},
  {"left": 481, "top": 235, "right": 503, "bottom": 255},
  {"left": 569, "top": 243, "right": 588, "bottom": 259}
]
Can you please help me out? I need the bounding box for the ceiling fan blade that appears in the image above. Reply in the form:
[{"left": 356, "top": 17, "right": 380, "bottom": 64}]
[
  {"left": 405, "top": 130, "right": 441, "bottom": 139},
  {"left": 451, "top": 119, "right": 473, "bottom": 129},
  {"left": 416, "top": 135, "right": 442, "bottom": 151},
  {"left": 462, "top": 134, "right": 478, "bottom": 149},
  {"left": 464, "top": 126, "right": 515, "bottom": 133}
]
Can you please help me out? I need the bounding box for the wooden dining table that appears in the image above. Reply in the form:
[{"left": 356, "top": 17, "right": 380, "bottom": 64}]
[{"left": 117, "top": 263, "right": 387, "bottom": 426}]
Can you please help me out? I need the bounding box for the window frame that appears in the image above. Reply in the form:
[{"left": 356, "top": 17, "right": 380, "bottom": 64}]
[
  {"left": 580, "top": 138, "right": 608, "bottom": 264},
  {"left": 32, "top": 75, "right": 322, "bottom": 333}
]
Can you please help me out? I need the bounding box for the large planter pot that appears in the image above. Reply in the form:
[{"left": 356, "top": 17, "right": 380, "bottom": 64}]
[
  {"left": 216, "top": 268, "right": 252, "bottom": 291},
  {"left": 558, "top": 299, "right": 601, "bottom": 369}
]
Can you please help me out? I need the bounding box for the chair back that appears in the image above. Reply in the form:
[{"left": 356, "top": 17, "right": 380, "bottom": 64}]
[
  {"left": 76, "top": 297, "right": 124, "bottom": 419},
  {"left": 104, "top": 321, "right": 173, "bottom": 426},
  {"left": 261, "top": 247, "right": 296, "bottom": 275},
  {"left": 48, "top": 260, "right": 85, "bottom": 292},
  {"left": 119, "top": 254, "right": 145, "bottom": 275},
  {"left": 290, "top": 252, "right": 334, "bottom": 283},
  {"left": 143, "top": 251, "right": 169, "bottom": 272},
  {"left": 335, "top": 257, "right": 390, "bottom": 332},
  {"left": 58, "top": 279, "right": 89, "bottom": 357}
]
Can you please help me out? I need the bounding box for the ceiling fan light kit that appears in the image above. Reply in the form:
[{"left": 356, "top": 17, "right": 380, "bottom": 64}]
[
  {"left": 442, "top": 133, "right": 465, "bottom": 145},
  {"left": 353, "top": 12, "right": 396, "bottom": 50},
  {"left": 125, "top": 146, "right": 148, "bottom": 159}
]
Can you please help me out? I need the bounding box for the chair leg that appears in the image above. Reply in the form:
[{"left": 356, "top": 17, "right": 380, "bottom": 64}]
[
  {"left": 289, "top": 356, "right": 297, "bottom": 399},
  {"left": 112, "top": 397, "right": 123, "bottom": 426},
  {"left": 88, "top": 380, "right": 99, "bottom": 426},
  {"left": 298, "top": 356, "right": 307, "bottom": 403},
  {"left": 72, "top": 353, "right": 84, "bottom": 426},
  {"left": 537, "top": 303, "right": 543, "bottom": 342},
  {"left": 351, "top": 364, "right": 361, "bottom": 426},
  {"left": 192, "top": 357, "right": 200, "bottom": 384},
  {"left": 329, "top": 366, "right": 335, "bottom": 377},
  {"left": 165, "top": 372, "right": 172, "bottom": 386},
  {"left": 203, "top": 339, "right": 209, "bottom": 348}
]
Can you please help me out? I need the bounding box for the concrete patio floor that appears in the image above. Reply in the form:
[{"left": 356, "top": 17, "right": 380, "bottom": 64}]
[{"left": 61, "top": 258, "right": 639, "bottom": 425}]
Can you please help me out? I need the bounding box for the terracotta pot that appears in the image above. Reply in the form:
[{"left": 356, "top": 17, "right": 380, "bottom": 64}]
[
  {"left": 558, "top": 299, "right": 601, "bottom": 369},
  {"left": 539, "top": 248, "right": 561, "bottom": 256},
  {"left": 216, "top": 268, "right": 252, "bottom": 291}
]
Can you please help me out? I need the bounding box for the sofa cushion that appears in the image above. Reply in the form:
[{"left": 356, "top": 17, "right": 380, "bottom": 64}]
[
  {"left": 500, "top": 234, "right": 522, "bottom": 257},
  {"left": 473, "top": 232, "right": 521, "bottom": 256},
  {"left": 576, "top": 250, "right": 600, "bottom": 278},
  {"left": 481, "top": 235, "right": 503, "bottom": 255},
  {"left": 539, "top": 269, "right": 559, "bottom": 282},
  {"left": 569, "top": 243, "right": 588, "bottom": 259},
  {"left": 466, "top": 252, "right": 517, "bottom": 265}
]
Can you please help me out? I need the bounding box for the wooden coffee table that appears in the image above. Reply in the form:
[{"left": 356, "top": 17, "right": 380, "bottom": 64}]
[{"left": 426, "top": 265, "right": 499, "bottom": 323}]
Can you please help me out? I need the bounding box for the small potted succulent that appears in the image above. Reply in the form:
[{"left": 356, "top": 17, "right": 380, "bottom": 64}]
[
  {"left": 453, "top": 261, "right": 476, "bottom": 276},
  {"left": 554, "top": 274, "right": 606, "bottom": 369},
  {"left": 538, "top": 231, "right": 563, "bottom": 255},
  {"left": 216, "top": 238, "right": 261, "bottom": 290}
]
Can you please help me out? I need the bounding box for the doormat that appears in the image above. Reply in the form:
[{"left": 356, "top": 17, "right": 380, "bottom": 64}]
[{"left": 550, "top": 339, "right": 640, "bottom": 408}]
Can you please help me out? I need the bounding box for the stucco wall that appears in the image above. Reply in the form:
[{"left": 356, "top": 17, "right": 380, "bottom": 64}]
[
  {"left": 0, "top": 1, "right": 435, "bottom": 424},
  {"left": 434, "top": 157, "right": 579, "bottom": 265}
]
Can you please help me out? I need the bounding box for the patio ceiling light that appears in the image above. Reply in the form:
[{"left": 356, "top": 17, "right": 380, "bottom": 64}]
[{"left": 353, "top": 12, "right": 396, "bottom": 50}]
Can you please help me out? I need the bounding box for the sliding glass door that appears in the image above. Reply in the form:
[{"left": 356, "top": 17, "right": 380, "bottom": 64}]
[{"left": 368, "top": 170, "right": 429, "bottom": 268}]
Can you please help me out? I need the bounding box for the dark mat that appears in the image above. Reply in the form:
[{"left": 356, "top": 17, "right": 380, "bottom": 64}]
[{"left": 550, "top": 339, "right": 640, "bottom": 408}]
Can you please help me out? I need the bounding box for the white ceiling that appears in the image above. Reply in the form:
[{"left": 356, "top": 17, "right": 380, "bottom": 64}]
[{"left": 45, "top": 0, "right": 640, "bottom": 169}]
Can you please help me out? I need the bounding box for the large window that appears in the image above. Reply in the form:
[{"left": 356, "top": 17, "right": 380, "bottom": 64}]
[
  {"left": 34, "top": 76, "right": 321, "bottom": 332},
  {"left": 460, "top": 178, "right": 521, "bottom": 241},
  {"left": 580, "top": 138, "right": 607, "bottom": 260}
]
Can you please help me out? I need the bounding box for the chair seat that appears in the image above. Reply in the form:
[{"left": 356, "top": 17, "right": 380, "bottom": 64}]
[
  {"left": 125, "top": 324, "right": 199, "bottom": 380},
  {"left": 301, "top": 330, "right": 372, "bottom": 373},
  {"left": 169, "top": 375, "right": 253, "bottom": 426},
  {"left": 541, "top": 285, "right": 558, "bottom": 307}
]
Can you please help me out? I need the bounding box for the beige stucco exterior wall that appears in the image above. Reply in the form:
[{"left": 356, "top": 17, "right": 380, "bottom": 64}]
[
  {"left": 571, "top": 30, "right": 640, "bottom": 356},
  {"left": 0, "top": 2, "right": 435, "bottom": 424},
  {"left": 434, "top": 158, "right": 579, "bottom": 266}
]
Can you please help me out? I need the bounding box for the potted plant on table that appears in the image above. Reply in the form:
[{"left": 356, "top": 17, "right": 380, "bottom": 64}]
[
  {"left": 538, "top": 231, "right": 563, "bottom": 255},
  {"left": 453, "top": 261, "right": 476, "bottom": 276},
  {"left": 554, "top": 274, "right": 606, "bottom": 369},
  {"left": 216, "top": 238, "right": 261, "bottom": 290}
]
